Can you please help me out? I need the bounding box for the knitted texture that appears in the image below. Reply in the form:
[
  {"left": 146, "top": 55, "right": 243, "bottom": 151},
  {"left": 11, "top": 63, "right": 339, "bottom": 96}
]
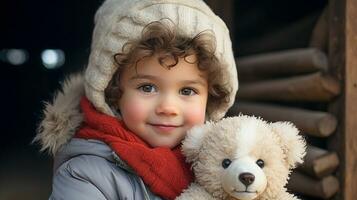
[
  {"left": 76, "top": 97, "right": 194, "bottom": 200},
  {"left": 84, "top": 0, "right": 238, "bottom": 121}
]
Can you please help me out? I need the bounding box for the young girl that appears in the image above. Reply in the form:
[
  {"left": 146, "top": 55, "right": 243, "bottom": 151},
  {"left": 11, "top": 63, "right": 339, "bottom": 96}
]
[{"left": 35, "top": 0, "right": 238, "bottom": 199}]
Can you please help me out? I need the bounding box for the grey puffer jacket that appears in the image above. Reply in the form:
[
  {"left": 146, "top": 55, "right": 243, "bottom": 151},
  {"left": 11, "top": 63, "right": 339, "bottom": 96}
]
[
  {"left": 51, "top": 139, "right": 162, "bottom": 200},
  {"left": 34, "top": 74, "right": 162, "bottom": 200}
]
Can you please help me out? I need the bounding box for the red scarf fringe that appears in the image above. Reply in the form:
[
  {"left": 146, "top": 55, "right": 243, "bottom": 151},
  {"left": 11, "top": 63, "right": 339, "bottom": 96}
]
[{"left": 75, "top": 97, "right": 193, "bottom": 200}]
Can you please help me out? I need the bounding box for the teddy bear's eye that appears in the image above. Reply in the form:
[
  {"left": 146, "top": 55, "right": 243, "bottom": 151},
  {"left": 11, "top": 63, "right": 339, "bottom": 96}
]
[
  {"left": 256, "top": 159, "right": 265, "bottom": 168},
  {"left": 222, "top": 159, "right": 232, "bottom": 169}
]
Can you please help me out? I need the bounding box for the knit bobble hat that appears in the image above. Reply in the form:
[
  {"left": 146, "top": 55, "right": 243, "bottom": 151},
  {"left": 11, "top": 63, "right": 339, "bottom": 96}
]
[{"left": 84, "top": 0, "right": 238, "bottom": 121}]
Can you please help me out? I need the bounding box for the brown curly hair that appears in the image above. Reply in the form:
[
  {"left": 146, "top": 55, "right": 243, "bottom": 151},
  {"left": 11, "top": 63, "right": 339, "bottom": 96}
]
[{"left": 105, "top": 19, "right": 230, "bottom": 118}]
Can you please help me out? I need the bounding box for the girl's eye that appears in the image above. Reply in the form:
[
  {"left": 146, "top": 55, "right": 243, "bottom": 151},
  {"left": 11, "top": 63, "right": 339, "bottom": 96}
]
[
  {"left": 180, "top": 88, "right": 197, "bottom": 96},
  {"left": 138, "top": 84, "right": 157, "bottom": 93}
]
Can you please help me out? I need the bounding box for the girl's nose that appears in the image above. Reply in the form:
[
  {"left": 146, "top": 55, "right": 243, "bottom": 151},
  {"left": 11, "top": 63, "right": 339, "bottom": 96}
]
[{"left": 155, "top": 95, "right": 179, "bottom": 116}]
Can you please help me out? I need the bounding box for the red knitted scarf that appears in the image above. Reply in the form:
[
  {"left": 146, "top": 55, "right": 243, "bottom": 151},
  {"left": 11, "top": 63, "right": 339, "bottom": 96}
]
[{"left": 75, "top": 97, "right": 193, "bottom": 200}]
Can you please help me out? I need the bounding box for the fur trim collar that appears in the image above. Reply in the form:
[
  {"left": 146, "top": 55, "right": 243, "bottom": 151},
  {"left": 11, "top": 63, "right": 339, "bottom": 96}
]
[{"left": 33, "top": 73, "right": 85, "bottom": 155}]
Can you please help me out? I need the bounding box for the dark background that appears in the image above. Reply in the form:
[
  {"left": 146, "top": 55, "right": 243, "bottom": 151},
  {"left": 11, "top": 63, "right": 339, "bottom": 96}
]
[{"left": 0, "top": 0, "right": 326, "bottom": 199}]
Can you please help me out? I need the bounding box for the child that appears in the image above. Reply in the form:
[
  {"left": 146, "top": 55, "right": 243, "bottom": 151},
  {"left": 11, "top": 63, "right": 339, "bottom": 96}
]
[{"left": 34, "top": 0, "right": 238, "bottom": 199}]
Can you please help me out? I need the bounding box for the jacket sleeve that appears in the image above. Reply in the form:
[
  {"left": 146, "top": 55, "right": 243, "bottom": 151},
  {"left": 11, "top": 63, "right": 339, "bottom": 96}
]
[
  {"left": 49, "top": 156, "right": 108, "bottom": 200},
  {"left": 49, "top": 153, "right": 159, "bottom": 200}
]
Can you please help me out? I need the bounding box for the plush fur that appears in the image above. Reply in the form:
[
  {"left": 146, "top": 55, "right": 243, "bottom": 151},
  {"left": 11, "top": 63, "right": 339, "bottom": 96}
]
[
  {"left": 33, "top": 74, "right": 84, "bottom": 155},
  {"left": 176, "top": 116, "right": 306, "bottom": 200}
]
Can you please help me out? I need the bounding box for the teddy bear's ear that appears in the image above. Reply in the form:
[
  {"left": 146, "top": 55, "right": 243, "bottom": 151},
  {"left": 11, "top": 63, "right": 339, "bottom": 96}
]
[
  {"left": 181, "top": 123, "right": 210, "bottom": 163},
  {"left": 270, "top": 121, "right": 307, "bottom": 169}
]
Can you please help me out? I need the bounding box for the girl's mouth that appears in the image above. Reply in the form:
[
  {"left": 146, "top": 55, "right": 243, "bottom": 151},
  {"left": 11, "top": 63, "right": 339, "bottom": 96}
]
[{"left": 149, "top": 123, "right": 181, "bottom": 132}]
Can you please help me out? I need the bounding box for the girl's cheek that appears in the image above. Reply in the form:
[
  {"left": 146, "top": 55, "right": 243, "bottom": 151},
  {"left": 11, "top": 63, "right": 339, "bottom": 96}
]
[
  {"left": 185, "top": 106, "right": 206, "bottom": 125},
  {"left": 184, "top": 95, "right": 208, "bottom": 126},
  {"left": 121, "top": 98, "right": 149, "bottom": 122}
]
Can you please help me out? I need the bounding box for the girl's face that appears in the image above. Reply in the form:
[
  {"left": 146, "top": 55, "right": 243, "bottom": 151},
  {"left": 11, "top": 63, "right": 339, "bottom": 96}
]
[{"left": 118, "top": 54, "right": 208, "bottom": 148}]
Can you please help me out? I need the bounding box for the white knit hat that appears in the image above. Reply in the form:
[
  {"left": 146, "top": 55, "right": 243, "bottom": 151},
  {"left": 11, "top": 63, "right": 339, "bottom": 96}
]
[{"left": 84, "top": 0, "right": 238, "bottom": 121}]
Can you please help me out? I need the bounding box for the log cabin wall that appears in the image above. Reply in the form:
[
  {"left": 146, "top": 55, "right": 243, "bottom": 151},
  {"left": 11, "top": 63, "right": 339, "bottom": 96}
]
[
  {"left": 327, "top": 0, "right": 357, "bottom": 200},
  {"left": 205, "top": 0, "right": 357, "bottom": 200}
]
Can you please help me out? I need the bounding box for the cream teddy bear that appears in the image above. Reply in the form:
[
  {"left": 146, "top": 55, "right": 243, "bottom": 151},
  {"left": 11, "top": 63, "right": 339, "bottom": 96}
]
[{"left": 176, "top": 115, "right": 306, "bottom": 200}]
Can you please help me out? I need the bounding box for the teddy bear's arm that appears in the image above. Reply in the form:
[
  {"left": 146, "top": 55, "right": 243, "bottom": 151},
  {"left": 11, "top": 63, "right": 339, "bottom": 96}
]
[{"left": 175, "top": 183, "right": 215, "bottom": 200}]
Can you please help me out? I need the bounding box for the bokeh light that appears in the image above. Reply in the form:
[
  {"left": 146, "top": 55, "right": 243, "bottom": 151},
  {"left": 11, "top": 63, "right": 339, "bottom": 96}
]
[
  {"left": 41, "top": 49, "right": 65, "bottom": 69},
  {"left": 2, "top": 49, "right": 29, "bottom": 65}
]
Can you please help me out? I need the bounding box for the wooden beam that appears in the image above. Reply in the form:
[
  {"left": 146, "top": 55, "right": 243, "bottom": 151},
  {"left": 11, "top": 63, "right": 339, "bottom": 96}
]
[
  {"left": 328, "top": 0, "right": 357, "bottom": 200},
  {"left": 344, "top": 1, "right": 357, "bottom": 199},
  {"left": 237, "top": 72, "right": 341, "bottom": 102},
  {"left": 299, "top": 145, "right": 339, "bottom": 179},
  {"left": 236, "top": 48, "right": 328, "bottom": 82},
  {"left": 288, "top": 172, "right": 339, "bottom": 199},
  {"left": 309, "top": 6, "right": 329, "bottom": 52},
  {"left": 228, "top": 102, "right": 337, "bottom": 137}
]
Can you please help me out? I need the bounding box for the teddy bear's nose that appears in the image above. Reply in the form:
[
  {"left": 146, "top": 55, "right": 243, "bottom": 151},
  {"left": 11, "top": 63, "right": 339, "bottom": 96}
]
[{"left": 239, "top": 172, "right": 255, "bottom": 186}]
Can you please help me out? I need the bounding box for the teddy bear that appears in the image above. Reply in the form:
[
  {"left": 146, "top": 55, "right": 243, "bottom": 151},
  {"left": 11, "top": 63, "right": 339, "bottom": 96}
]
[{"left": 176, "top": 115, "right": 306, "bottom": 200}]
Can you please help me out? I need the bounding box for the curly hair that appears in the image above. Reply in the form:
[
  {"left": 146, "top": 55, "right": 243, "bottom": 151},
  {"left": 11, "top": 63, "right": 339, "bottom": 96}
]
[{"left": 105, "top": 19, "right": 230, "bottom": 118}]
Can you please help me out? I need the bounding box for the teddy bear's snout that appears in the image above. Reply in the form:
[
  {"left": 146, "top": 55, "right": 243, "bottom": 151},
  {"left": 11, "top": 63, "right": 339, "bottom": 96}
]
[{"left": 239, "top": 172, "right": 255, "bottom": 186}]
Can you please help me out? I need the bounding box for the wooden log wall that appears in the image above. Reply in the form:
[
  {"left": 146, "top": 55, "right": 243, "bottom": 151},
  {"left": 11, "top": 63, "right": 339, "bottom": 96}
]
[
  {"left": 225, "top": 5, "right": 340, "bottom": 200},
  {"left": 327, "top": 0, "right": 357, "bottom": 199},
  {"left": 208, "top": 0, "right": 357, "bottom": 199},
  {"left": 228, "top": 44, "right": 341, "bottom": 198}
]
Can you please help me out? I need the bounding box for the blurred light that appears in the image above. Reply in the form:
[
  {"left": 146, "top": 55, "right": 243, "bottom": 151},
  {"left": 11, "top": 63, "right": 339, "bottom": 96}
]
[
  {"left": 4, "top": 49, "right": 29, "bottom": 65},
  {"left": 41, "top": 49, "right": 65, "bottom": 69},
  {"left": 0, "top": 50, "right": 5, "bottom": 62}
]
